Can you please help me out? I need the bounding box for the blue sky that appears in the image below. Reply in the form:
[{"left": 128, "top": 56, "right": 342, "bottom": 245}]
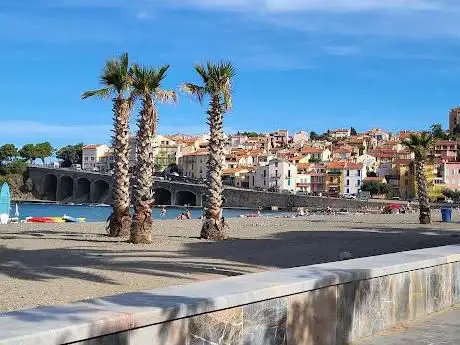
[{"left": 1, "top": 0, "right": 460, "bottom": 148}]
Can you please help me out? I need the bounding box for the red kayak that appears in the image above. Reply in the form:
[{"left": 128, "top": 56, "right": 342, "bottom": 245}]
[{"left": 26, "top": 217, "right": 64, "bottom": 223}]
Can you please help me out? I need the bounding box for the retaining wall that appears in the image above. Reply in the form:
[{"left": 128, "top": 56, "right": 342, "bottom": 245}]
[{"left": 1, "top": 245, "right": 459, "bottom": 345}]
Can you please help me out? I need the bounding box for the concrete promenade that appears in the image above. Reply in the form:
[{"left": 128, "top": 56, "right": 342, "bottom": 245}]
[{"left": 356, "top": 306, "right": 460, "bottom": 345}]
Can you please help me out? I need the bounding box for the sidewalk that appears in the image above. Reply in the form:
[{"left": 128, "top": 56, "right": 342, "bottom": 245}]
[{"left": 355, "top": 305, "right": 460, "bottom": 345}]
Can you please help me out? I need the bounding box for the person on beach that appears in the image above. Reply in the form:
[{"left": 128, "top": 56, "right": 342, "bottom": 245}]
[{"left": 160, "top": 207, "right": 167, "bottom": 218}]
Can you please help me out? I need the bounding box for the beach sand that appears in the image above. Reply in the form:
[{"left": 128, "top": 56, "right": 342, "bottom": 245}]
[{"left": 1, "top": 211, "right": 460, "bottom": 312}]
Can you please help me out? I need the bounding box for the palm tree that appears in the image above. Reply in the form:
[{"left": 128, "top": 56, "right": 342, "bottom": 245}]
[
  {"left": 130, "top": 64, "right": 177, "bottom": 244},
  {"left": 401, "top": 132, "right": 433, "bottom": 224},
  {"left": 82, "top": 52, "right": 134, "bottom": 237},
  {"left": 182, "top": 62, "right": 236, "bottom": 240}
]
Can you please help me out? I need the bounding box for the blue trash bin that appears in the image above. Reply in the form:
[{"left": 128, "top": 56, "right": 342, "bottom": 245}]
[{"left": 441, "top": 207, "right": 452, "bottom": 223}]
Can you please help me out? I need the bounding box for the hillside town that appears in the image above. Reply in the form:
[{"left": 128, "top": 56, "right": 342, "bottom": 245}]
[{"left": 79, "top": 108, "right": 460, "bottom": 202}]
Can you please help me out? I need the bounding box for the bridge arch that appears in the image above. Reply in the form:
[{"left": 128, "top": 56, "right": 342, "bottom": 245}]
[
  {"left": 175, "top": 190, "right": 197, "bottom": 206},
  {"left": 43, "top": 174, "right": 57, "bottom": 201},
  {"left": 76, "top": 178, "right": 91, "bottom": 203},
  {"left": 92, "top": 180, "right": 110, "bottom": 203},
  {"left": 58, "top": 176, "right": 74, "bottom": 202},
  {"left": 154, "top": 188, "right": 172, "bottom": 206}
]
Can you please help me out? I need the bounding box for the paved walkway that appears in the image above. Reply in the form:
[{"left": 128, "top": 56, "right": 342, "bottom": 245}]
[{"left": 355, "top": 306, "right": 460, "bottom": 345}]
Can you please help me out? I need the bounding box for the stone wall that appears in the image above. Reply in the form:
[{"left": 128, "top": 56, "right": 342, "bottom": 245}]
[
  {"left": 30, "top": 167, "right": 385, "bottom": 209},
  {"left": 1, "top": 245, "right": 459, "bottom": 345}
]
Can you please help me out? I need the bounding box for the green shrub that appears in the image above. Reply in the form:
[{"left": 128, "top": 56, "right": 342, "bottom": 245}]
[{"left": 0, "top": 161, "right": 28, "bottom": 175}]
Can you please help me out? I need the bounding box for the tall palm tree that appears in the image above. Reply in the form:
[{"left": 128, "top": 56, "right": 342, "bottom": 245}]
[
  {"left": 401, "top": 132, "right": 433, "bottom": 224},
  {"left": 82, "top": 52, "right": 134, "bottom": 237},
  {"left": 130, "top": 64, "right": 177, "bottom": 244},
  {"left": 182, "top": 62, "right": 236, "bottom": 240}
]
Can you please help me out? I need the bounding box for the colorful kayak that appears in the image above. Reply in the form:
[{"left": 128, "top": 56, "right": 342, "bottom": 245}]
[
  {"left": 63, "top": 215, "right": 86, "bottom": 223},
  {"left": 26, "top": 216, "right": 86, "bottom": 223},
  {"left": 26, "top": 217, "right": 65, "bottom": 223}
]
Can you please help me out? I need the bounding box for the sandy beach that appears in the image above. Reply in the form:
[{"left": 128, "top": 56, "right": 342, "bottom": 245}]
[{"left": 1, "top": 211, "right": 460, "bottom": 312}]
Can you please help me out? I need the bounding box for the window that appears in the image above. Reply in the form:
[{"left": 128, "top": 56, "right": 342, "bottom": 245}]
[
  {"left": 357, "top": 180, "right": 361, "bottom": 186},
  {"left": 85, "top": 157, "right": 88, "bottom": 161},
  {"left": 346, "top": 188, "right": 349, "bottom": 194},
  {"left": 357, "top": 170, "right": 361, "bottom": 176},
  {"left": 330, "top": 177, "right": 333, "bottom": 182},
  {"left": 346, "top": 170, "right": 350, "bottom": 176},
  {"left": 346, "top": 179, "right": 350, "bottom": 186},
  {"left": 275, "top": 162, "right": 278, "bottom": 167},
  {"left": 252, "top": 176, "right": 255, "bottom": 185},
  {"left": 263, "top": 179, "right": 266, "bottom": 186},
  {"left": 91, "top": 157, "right": 95, "bottom": 161},
  {"left": 288, "top": 180, "right": 291, "bottom": 186},
  {"left": 263, "top": 170, "right": 266, "bottom": 177},
  {"left": 275, "top": 170, "right": 278, "bottom": 177},
  {"left": 288, "top": 170, "right": 291, "bottom": 178}
]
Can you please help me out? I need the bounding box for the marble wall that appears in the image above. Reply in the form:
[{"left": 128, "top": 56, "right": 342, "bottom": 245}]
[{"left": 76, "top": 263, "right": 459, "bottom": 345}]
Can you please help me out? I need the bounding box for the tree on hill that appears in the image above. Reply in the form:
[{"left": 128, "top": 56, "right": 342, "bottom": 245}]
[
  {"left": 240, "top": 131, "right": 262, "bottom": 137},
  {"left": 56, "top": 144, "right": 83, "bottom": 167},
  {"left": 350, "top": 126, "right": 357, "bottom": 136},
  {"left": 310, "top": 131, "right": 319, "bottom": 140},
  {"left": 0, "top": 144, "right": 18, "bottom": 163},
  {"left": 19, "top": 144, "right": 37, "bottom": 163},
  {"left": 35, "top": 142, "right": 54, "bottom": 164},
  {"left": 430, "top": 123, "right": 448, "bottom": 140}
]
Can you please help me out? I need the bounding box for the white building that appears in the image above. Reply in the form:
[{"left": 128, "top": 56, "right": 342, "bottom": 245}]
[
  {"left": 329, "top": 128, "right": 351, "bottom": 139},
  {"left": 249, "top": 158, "right": 297, "bottom": 191},
  {"left": 227, "top": 134, "right": 248, "bottom": 148},
  {"left": 82, "top": 144, "right": 110, "bottom": 171},
  {"left": 296, "top": 173, "right": 311, "bottom": 193},
  {"left": 356, "top": 154, "right": 377, "bottom": 174},
  {"left": 293, "top": 131, "right": 310, "bottom": 147},
  {"left": 342, "top": 163, "right": 366, "bottom": 195}
]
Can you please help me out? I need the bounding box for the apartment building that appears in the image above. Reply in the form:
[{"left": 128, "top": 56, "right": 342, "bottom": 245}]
[
  {"left": 442, "top": 162, "right": 460, "bottom": 190},
  {"left": 177, "top": 149, "right": 210, "bottom": 179},
  {"left": 82, "top": 144, "right": 110, "bottom": 171},
  {"left": 325, "top": 162, "right": 365, "bottom": 195},
  {"left": 297, "top": 163, "right": 327, "bottom": 194},
  {"left": 249, "top": 158, "right": 297, "bottom": 191},
  {"left": 329, "top": 128, "right": 351, "bottom": 139},
  {"left": 431, "top": 140, "right": 457, "bottom": 162},
  {"left": 449, "top": 107, "right": 460, "bottom": 132},
  {"left": 269, "top": 130, "right": 290, "bottom": 148},
  {"left": 300, "top": 147, "right": 331, "bottom": 162}
]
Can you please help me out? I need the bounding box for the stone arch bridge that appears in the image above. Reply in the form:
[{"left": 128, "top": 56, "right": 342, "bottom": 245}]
[
  {"left": 27, "top": 166, "right": 376, "bottom": 209},
  {"left": 28, "top": 167, "right": 208, "bottom": 206}
]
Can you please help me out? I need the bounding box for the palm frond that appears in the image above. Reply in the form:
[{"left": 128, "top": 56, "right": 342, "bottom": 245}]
[
  {"left": 156, "top": 90, "right": 177, "bottom": 104},
  {"left": 194, "top": 64, "right": 209, "bottom": 83},
  {"left": 81, "top": 88, "right": 111, "bottom": 100},
  {"left": 181, "top": 83, "right": 206, "bottom": 104},
  {"left": 401, "top": 132, "right": 433, "bottom": 159}
]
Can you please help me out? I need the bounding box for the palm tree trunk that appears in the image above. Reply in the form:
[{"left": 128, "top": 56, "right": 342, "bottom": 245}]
[
  {"left": 415, "top": 159, "right": 431, "bottom": 224},
  {"left": 108, "top": 99, "right": 132, "bottom": 237},
  {"left": 130, "top": 97, "right": 155, "bottom": 244},
  {"left": 201, "top": 96, "right": 227, "bottom": 240}
]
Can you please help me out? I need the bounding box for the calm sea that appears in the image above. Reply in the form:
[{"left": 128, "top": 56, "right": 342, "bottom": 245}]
[{"left": 12, "top": 203, "right": 290, "bottom": 222}]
